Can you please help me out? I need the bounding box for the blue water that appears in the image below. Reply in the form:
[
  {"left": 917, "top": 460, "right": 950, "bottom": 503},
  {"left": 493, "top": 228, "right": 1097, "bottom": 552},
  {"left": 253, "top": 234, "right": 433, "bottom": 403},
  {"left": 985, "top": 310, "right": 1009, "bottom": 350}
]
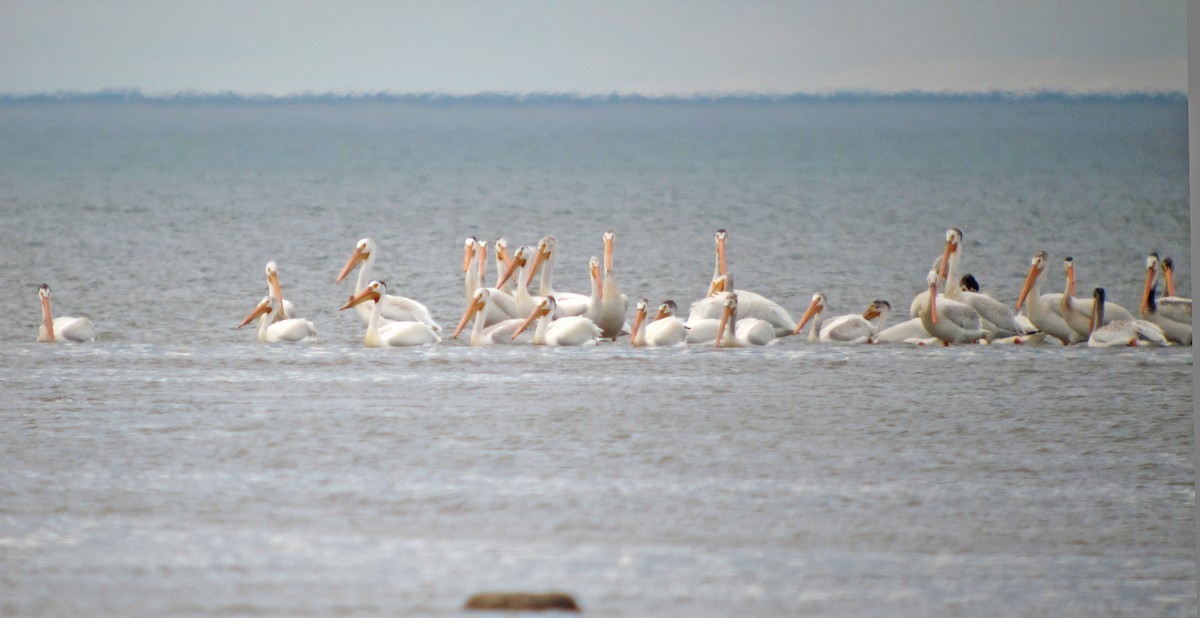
[{"left": 0, "top": 95, "right": 1192, "bottom": 616}]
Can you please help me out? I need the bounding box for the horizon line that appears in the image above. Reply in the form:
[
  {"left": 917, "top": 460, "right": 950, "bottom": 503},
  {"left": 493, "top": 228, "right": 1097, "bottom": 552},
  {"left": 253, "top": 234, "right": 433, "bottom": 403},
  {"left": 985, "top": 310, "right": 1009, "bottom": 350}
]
[{"left": 0, "top": 88, "right": 1186, "bottom": 105}]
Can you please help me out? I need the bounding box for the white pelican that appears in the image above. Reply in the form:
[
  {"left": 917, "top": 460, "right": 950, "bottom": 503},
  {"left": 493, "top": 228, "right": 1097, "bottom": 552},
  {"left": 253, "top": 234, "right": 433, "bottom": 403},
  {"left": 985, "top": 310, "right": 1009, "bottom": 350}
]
[
  {"left": 340, "top": 280, "right": 441, "bottom": 347},
  {"left": 467, "top": 239, "right": 521, "bottom": 327},
  {"left": 587, "top": 229, "right": 628, "bottom": 340},
  {"left": 1015, "top": 251, "right": 1079, "bottom": 345},
  {"left": 957, "top": 275, "right": 1044, "bottom": 344},
  {"left": 631, "top": 299, "right": 688, "bottom": 347},
  {"left": 1140, "top": 254, "right": 1191, "bottom": 344},
  {"left": 35, "top": 284, "right": 95, "bottom": 343},
  {"left": 688, "top": 272, "right": 795, "bottom": 337},
  {"left": 1087, "top": 288, "right": 1168, "bottom": 347},
  {"left": 336, "top": 237, "right": 441, "bottom": 331},
  {"left": 1059, "top": 256, "right": 1134, "bottom": 339},
  {"left": 238, "top": 295, "right": 317, "bottom": 343},
  {"left": 715, "top": 293, "right": 776, "bottom": 347},
  {"left": 792, "top": 293, "right": 890, "bottom": 343},
  {"left": 451, "top": 288, "right": 532, "bottom": 346},
  {"left": 919, "top": 270, "right": 985, "bottom": 344},
  {"left": 511, "top": 297, "right": 601, "bottom": 346},
  {"left": 496, "top": 245, "right": 544, "bottom": 317},
  {"left": 264, "top": 261, "right": 297, "bottom": 321},
  {"left": 493, "top": 237, "right": 515, "bottom": 294},
  {"left": 940, "top": 228, "right": 1034, "bottom": 339},
  {"left": 462, "top": 236, "right": 480, "bottom": 304},
  {"left": 1146, "top": 254, "right": 1191, "bottom": 326},
  {"left": 698, "top": 230, "right": 796, "bottom": 336},
  {"left": 524, "top": 235, "right": 591, "bottom": 317}
]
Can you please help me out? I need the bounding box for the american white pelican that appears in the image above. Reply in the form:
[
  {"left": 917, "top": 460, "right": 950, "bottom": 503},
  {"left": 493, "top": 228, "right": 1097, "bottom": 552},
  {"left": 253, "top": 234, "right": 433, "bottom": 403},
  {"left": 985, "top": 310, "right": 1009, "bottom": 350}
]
[
  {"left": 715, "top": 292, "right": 776, "bottom": 347},
  {"left": 688, "top": 273, "right": 795, "bottom": 337},
  {"left": 336, "top": 237, "right": 441, "bottom": 331},
  {"left": 1059, "top": 256, "right": 1133, "bottom": 339},
  {"left": 524, "top": 235, "right": 590, "bottom": 317},
  {"left": 467, "top": 239, "right": 521, "bottom": 327},
  {"left": 35, "top": 284, "right": 95, "bottom": 343},
  {"left": 940, "top": 228, "right": 1034, "bottom": 339},
  {"left": 451, "top": 288, "right": 532, "bottom": 346},
  {"left": 462, "top": 236, "right": 480, "bottom": 304},
  {"left": 698, "top": 230, "right": 796, "bottom": 336},
  {"left": 493, "top": 237, "right": 514, "bottom": 294},
  {"left": 957, "top": 275, "right": 1044, "bottom": 344},
  {"left": 496, "top": 245, "right": 544, "bottom": 317},
  {"left": 1015, "top": 251, "right": 1079, "bottom": 345},
  {"left": 1146, "top": 254, "right": 1191, "bottom": 326},
  {"left": 511, "top": 297, "right": 601, "bottom": 346},
  {"left": 588, "top": 229, "right": 628, "bottom": 340},
  {"left": 264, "top": 261, "right": 297, "bottom": 322},
  {"left": 238, "top": 295, "right": 317, "bottom": 343},
  {"left": 1087, "top": 288, "right": 1169, "bottom": 347},
  {"left": 792, "top": 293, "right": 890, "bottom": 343},
  {"left": 340, "top": 280, "right": 441, "bottom": 347},
  {"left": 1140, "top": 254, "right": 1191, "bottom": 344},
  {"left": 631, "top": 299, "right": 688, "bottom": 347},
  {"left": 919, "top": 270, "right": 985, "bottom": 345}
]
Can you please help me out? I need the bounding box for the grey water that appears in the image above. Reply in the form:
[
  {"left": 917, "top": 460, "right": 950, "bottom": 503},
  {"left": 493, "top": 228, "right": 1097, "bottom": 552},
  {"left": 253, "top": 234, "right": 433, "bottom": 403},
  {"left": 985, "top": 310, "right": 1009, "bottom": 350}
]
[{"left": 0, "top": 96, "right": 1193, "bottom": 616}]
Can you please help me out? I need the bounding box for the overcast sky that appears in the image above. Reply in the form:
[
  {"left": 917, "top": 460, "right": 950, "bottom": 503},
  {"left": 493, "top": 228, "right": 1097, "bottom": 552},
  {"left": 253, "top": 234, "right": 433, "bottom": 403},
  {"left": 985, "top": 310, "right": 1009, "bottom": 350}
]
[{"left": 0, "top": 1, "right": 1186, "bottom": 96}]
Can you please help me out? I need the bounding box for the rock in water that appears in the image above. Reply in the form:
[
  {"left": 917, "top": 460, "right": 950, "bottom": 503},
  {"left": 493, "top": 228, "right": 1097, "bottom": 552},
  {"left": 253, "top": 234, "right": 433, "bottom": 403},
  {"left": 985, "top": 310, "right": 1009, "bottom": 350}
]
[{"left": 464, "top": 591, "right": 580, "bottom": 612}]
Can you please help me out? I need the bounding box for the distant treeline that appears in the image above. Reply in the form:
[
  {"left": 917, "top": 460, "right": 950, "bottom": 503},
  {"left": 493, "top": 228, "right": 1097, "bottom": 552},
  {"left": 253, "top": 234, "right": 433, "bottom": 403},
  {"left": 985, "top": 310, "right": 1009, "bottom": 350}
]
[{"left": 0, "top": 89, "right": 1186, "bottom": 106}]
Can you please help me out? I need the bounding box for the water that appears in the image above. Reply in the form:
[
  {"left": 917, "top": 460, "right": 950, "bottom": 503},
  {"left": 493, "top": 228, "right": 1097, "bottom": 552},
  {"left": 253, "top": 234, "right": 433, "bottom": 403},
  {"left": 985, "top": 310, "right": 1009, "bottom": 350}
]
[{"left": 0, "top": 96, "right": 1193, "bottom": 616}]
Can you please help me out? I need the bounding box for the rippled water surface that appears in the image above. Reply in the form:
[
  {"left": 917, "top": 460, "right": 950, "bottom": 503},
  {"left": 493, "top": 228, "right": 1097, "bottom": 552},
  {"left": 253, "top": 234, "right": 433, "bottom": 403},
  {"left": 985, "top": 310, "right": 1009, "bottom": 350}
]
[{"left": 0, "top": 98, "right": 1193, "bottom": 616}]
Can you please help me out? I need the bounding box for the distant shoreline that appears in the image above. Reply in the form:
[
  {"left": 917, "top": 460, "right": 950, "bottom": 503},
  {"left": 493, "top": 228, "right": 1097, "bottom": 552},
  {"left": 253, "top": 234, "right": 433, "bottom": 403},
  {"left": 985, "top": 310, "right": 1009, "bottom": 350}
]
[{"left": 0, "top": 89, "right": 1185, "bottom": 106}]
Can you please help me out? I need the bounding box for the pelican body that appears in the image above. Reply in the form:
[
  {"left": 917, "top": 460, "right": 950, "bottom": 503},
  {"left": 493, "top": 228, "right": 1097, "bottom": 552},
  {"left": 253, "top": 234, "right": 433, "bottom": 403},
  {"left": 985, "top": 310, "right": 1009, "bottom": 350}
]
[
  {"left": 715, "top": 293, "right": 775, "bottom": 347},
  {"left": 525, "top": 235, "right": 590, "bottom": 318},
  {"left": 1058, "top": 256, "right": 1134, "bottom": 339},
  {"left": 1140, "top": 254, "right": 1191, "bottom": 344},
  {"left": 1016, "top": 251, "right": 1079, "bottom": 345},
  {"left": 340, "top": 280, "right": 440, "bottom": 347},
  {"left": 919, "top": 270, "right": 985, "bottom": 344},
  {"left": 512, "top": 297, "right": 601, "bottom": 346},
  {"left": 1087, "top": 288, "right": 1168, "bottom": 347},
  {"left": 36, "top": 284, "right": 95, "bottom": 343}
]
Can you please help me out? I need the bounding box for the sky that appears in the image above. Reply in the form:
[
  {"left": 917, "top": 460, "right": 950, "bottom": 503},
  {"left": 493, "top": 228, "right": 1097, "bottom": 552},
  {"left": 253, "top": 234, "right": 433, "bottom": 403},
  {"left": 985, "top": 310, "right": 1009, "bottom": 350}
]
[{"left": 0, "top": 1, "right": 1187, "bottom": 96}]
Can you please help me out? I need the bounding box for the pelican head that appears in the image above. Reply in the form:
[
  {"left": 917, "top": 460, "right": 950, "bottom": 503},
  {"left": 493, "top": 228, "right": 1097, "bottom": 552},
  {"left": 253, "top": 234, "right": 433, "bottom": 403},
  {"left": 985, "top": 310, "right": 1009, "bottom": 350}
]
[
  {"left": 863, "top": 299, "right": 891, "bottom": 322},
  {"left": 336, "top": 237, "right": 374, "bottom": 283},
  {"left": 1063, "top": 256, "right": 1077, "bottom": 297},
  {"left": 38, "top": 284, "right": 54, "bottom": 342},
  {"left": 462, "top": 236, "right": 478, "bottom": 273},
  {"left": 513, "top": 296, "right": 556, "bottom": 339},
  {"left": 940, "top": 228, "right": 962, "bottom": 280},
  {"left": 603, "top": 229, "right": 616, "bottom": 273},
  {"left": 1142, "top": 252, "right": 1161, "bottom": 315},
  {"left": 524, "top": 235, "right": 558, "bottom": 287},
  {"left": 926, "top": 270, "right": 941, "bottom": 323},
  {"left": 631, "top": 298, "right": 650, "bottom": 343},
  {"left": 239, "top": 295, "right": 275, "bottom": 329},
  {"left": 265, "top": 260, "right": 284, "bottom": 304},
  {"left": 792, "top": 292, "right": 826, "bottom": 335},
  {"left": 496, "top": 245, "right": 530, "bottom": 289},
  {"left": 655, "top": 300, "right": 677, "bottom": 320},
  {"left": 589, "top": 256, "right": 603, "bottom": 299},
  {"left": 1016, "top": 250, "right": 1049, "bottom": 312},
  {"left": 959, "top": 274, "right": 979, "bottom": 293},
  {"left": 715, "top": 229, "right": 728, "bottom": 275},
  {"left": 1162, "top": 256, "right": 1177, "bottom": 298},
  {"left": 452, "top": 288, "right": 491, "bottom": 339},
  {"left": 341, "top": 280, "right": 385, "bottom": 311}
]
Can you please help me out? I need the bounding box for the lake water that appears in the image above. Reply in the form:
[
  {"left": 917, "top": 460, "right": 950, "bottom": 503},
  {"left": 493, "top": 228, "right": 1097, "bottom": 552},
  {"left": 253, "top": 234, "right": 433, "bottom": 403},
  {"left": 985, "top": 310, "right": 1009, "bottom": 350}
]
[{"left": 0, "top": 95, "right": 1193, "bottom": 616}]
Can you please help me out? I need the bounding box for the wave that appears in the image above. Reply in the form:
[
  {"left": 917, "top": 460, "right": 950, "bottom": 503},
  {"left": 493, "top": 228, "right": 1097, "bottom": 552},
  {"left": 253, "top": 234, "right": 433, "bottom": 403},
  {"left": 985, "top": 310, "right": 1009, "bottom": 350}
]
[{"left": 0, "top": 88, "right": 1186, "bottom": 106}]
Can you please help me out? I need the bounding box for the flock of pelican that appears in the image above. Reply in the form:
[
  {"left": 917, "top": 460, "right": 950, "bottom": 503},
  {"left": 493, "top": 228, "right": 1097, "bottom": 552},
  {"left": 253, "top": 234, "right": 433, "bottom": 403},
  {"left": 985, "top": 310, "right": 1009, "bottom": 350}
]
[{"left": 35, "top": 227, "right": 1191, "bottom": 349}]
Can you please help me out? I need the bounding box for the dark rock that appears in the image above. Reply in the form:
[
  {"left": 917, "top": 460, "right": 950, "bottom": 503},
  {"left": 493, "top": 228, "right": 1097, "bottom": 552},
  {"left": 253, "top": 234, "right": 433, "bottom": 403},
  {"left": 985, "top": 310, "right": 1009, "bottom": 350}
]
[{"left": 464, "top": 591, "right": 580, "bottom": 612}]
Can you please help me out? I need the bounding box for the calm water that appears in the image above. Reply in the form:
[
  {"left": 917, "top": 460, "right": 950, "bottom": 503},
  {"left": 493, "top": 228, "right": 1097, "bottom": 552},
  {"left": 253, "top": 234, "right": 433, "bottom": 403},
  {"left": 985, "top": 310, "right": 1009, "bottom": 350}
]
[{"left": 0, "top": 97, "right": 1193, "bottom": 616}]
